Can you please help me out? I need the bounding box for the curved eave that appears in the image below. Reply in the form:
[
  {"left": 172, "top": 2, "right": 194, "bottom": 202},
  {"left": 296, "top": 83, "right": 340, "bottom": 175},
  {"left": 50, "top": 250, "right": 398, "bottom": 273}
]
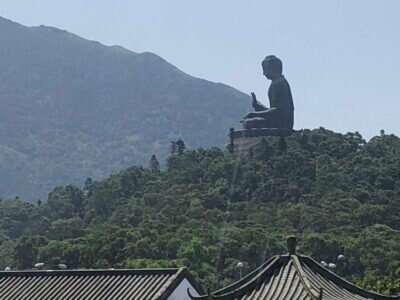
[
  {"left": 212, "top": 256, "right": 281, "bottom": 296},
  {"left": 189, "top": 255, "right": 317, "bottom": 300},
  {"left": 303, "top": 256, "right": 400, "bottom": 300}
]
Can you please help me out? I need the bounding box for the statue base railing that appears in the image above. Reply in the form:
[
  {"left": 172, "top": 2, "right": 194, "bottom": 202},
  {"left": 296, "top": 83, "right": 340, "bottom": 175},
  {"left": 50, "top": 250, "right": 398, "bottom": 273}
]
[{"left": 226, "top": 128, "right": 293, "bottom": 155}]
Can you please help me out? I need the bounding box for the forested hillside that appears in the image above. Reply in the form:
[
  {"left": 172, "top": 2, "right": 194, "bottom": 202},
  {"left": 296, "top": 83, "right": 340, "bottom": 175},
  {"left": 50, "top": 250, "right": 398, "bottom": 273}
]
[
  {"left": 0, "top": 16, "right": 249, "bottom": 200},
  {"left": 1, "top": 128, "right": 400, "bottom": 295}
]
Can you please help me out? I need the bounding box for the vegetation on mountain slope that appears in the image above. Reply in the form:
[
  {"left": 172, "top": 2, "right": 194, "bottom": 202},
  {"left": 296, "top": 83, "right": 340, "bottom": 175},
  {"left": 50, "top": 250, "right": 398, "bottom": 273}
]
[{"left": 1, "top": 128, "right": 400, "bottom": 294}]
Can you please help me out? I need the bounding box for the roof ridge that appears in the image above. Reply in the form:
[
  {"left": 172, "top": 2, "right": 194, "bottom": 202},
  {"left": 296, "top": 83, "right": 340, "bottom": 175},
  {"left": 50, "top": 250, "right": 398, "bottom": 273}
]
[
  {"left": 291, "top": 255, "right": 321, "bottom": 300},
  {"left": 156, "top": 267, "right": 185, "bottom": 300},
  {"left": 0, "top": 268, "right": 181, "bottom": 277}
]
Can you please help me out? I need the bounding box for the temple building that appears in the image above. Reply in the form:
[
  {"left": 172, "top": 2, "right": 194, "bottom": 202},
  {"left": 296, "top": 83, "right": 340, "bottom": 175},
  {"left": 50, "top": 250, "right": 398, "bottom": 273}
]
[
  {"left": 189, "top": 237, "right": 399, "bottom": 300},
  {"left": 1, "top": 237, "right": 398, "bottom": 300},
  {"left": 0, "top": 268, "right": 202, "bottom": 300}
]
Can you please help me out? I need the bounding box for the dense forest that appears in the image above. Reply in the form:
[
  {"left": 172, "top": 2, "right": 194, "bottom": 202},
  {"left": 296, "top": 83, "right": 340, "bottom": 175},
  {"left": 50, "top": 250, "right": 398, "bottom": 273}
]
[{"left": 1, "top": 128, "right": 400, "bottom": 295}]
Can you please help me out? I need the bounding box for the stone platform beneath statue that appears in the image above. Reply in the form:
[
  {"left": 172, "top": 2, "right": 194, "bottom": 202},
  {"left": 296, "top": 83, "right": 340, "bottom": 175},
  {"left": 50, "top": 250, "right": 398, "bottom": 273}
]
[{"left": 227, "top": 128, "right": 293, "bottom": 155}]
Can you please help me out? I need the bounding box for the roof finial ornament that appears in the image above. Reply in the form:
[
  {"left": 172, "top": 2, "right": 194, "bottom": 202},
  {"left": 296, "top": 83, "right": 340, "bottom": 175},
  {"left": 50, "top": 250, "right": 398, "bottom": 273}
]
[{"left": 287, "top": 235, "right": 297, "bottom": 255}]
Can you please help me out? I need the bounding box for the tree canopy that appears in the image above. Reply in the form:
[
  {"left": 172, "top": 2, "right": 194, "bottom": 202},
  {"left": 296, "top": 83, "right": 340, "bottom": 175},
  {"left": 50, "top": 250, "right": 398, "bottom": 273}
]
[{"left": 1, "top": 128, "right": 400, "bottom": 294}]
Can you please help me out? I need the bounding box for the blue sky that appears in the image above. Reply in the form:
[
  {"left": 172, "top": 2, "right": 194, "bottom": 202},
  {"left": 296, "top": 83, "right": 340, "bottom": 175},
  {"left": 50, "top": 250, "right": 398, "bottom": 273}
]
[{"left": 1, "top": 0, "right": 399, "bottom": 139}]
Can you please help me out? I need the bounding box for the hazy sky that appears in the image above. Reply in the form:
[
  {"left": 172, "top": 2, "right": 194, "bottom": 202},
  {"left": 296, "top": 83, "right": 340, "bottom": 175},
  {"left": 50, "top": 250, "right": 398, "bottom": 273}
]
[{"left": 1, "top": 0, "right": 399, "bottom": 139}]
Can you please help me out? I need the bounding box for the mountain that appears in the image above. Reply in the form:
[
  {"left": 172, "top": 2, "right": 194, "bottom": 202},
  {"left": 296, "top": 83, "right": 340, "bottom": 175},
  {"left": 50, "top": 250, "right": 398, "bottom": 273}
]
[{"left": 0, "top": 17, "right": 250, "bottom": 200}]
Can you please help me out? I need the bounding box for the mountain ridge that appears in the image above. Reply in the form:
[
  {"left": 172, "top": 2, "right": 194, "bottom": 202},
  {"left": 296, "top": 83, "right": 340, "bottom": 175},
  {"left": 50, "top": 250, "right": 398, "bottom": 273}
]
[{"left": 0, "top": 16, "right": 250, "bottom": 200}]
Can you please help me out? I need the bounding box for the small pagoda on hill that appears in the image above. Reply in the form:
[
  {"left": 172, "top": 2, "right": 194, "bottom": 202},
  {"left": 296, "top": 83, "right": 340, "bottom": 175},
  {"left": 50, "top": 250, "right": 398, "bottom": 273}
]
[{"left": 189, "top": 237, "right": 399, "bottom": 300}]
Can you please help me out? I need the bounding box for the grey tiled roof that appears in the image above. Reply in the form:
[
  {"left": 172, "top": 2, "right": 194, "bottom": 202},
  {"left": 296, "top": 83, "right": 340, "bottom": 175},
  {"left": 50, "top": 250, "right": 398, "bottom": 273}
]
[
  {"left": 0, "top": 267, "right": 201, "bottom": 300},
  {"left": 189, "top": 255, "right": 400, "bottom": 300}
]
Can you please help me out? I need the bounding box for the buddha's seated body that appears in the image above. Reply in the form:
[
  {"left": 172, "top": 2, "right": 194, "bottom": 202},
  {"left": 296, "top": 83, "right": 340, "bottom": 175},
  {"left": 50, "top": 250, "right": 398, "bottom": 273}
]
[{"left": 242, "top": 55, "right": 294, "bottom": 130}]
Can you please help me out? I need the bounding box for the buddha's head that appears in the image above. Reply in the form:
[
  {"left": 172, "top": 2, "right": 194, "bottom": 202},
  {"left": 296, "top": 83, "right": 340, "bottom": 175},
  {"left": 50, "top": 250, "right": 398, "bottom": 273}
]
[{"left": 262, "top": 55, "right": 282, "bottom": 79}]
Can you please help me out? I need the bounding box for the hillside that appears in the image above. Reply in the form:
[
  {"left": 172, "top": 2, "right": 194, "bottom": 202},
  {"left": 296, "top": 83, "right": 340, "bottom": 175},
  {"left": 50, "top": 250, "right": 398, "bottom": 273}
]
[
  {"left": 1, "top": 128, "right": 400, "bottom": 294},
  {"left": 0, "top": 17, "right": 250, "bottom": 200}
]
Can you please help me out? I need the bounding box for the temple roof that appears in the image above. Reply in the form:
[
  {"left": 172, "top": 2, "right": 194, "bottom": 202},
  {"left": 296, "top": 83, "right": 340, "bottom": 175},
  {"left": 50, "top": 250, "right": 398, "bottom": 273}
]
[
  {"left": 0, "top": 267, "right": 202, "bottom": 300},
  {"left": 189, "top": 242, "right": 399, "bottom": 300}
]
